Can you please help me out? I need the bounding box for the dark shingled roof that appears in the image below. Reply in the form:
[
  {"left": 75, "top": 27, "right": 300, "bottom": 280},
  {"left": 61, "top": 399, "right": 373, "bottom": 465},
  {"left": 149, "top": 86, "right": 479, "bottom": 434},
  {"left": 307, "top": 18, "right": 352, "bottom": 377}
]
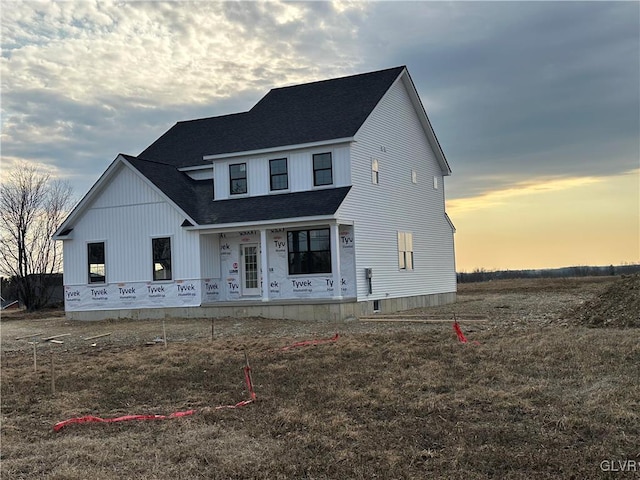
[
  {"left": 123, "top": 155, "right": 351, "bottom": 226},
  {"left": 120, "top": 68, "right": 409, "bottom": 225},
  {"left": 139, "top": 66, "right": 406, "bottom": 167}
]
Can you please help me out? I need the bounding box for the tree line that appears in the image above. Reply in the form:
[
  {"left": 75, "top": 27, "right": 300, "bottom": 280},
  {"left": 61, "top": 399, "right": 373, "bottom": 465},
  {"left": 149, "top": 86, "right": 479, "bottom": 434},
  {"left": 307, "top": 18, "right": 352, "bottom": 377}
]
[{"left": 457, "top": 264, "right": 640, "bottom": 283}]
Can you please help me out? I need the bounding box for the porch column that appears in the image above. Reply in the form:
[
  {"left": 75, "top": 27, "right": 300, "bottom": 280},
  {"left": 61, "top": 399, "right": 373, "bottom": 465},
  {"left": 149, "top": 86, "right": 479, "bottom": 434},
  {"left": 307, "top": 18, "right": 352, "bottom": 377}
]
[
  {"left": 260, "top": 228, "right": 269, "bottom": 302},
  {"left": 331, "top": 223, "right": 342, "bottom": 300}
]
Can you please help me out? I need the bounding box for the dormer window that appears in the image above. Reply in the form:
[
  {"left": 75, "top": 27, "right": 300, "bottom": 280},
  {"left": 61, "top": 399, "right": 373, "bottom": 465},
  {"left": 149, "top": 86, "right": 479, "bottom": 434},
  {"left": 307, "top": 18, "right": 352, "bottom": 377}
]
[
  {"left": 270, "top": 158, "right": 288, "bottom": 191},
  {"left": 230, "top": 163, "right": 247, "bottom": 195},
  {"left": 313, "top": 152, "right": 333, "bottom": 186}
]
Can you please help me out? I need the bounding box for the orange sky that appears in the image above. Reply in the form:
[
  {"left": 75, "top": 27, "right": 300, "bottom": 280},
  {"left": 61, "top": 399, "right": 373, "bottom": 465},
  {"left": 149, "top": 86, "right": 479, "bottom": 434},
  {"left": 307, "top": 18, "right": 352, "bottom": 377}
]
[{"left": 447, "top": 169, "right": 640, "bottom": 271}]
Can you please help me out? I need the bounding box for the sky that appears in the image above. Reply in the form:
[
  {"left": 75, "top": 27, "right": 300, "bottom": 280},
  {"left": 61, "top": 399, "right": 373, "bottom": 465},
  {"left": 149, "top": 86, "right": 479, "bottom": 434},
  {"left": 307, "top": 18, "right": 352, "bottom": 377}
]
[{"left": 2, "top": 1, "right": 639, "bottom": 272}]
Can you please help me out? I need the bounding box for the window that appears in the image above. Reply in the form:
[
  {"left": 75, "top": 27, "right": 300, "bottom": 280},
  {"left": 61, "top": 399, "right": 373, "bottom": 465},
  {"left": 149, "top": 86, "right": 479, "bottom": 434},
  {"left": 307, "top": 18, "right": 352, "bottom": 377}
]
[
  {"left": 398, "top": 232, "right": 414, "bottom": 270},
  {"left": 270, "top": 158, "right": 288, "bottom": 191},
  {"left": 433, "top": 176, "right": 439, "bottom": 189},
  {"left": 313, "top": 152, "right": 332, "bottom": 186},
  {"left": 287, "top": 228, "right": 331, "bottom": 274},
  {"left": 411, "top": 170, "right": 417, "bottom": 184},
  {"left": 152, "top": 237, "right": 172, "bottom": 281},
  {"left": 372, "top": 159, "right": 379, "bottom": 184},
  {"left": 230, "top": 163, "right": 247, "bottom": 195},
  {"left": 87, "top": 242, "right": 105, "bottom": 284}
]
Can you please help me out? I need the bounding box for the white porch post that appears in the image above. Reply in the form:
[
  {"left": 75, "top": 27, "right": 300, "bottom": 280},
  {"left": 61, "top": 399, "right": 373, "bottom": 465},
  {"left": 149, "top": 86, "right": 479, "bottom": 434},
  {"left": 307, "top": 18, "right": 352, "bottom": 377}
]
[
  {"left": 331, "top": 223, "right": 342, "bottom": 300},
  {"left": 260, "top": 228, "right": 269, "bottom": 302}
]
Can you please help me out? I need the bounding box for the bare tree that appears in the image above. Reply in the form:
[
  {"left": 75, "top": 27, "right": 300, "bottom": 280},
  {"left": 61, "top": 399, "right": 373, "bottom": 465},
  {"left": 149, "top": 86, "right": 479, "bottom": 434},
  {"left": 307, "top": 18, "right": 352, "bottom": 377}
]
[{"left": 0, "top": 163, "right": 74, "bottom": 310}]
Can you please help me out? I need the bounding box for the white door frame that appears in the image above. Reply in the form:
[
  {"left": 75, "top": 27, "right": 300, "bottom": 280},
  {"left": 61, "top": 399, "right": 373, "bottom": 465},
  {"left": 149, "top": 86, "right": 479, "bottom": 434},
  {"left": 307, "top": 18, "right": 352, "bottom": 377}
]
[{"left": 240, "top": 243, "right": 261, "bottom": 296}]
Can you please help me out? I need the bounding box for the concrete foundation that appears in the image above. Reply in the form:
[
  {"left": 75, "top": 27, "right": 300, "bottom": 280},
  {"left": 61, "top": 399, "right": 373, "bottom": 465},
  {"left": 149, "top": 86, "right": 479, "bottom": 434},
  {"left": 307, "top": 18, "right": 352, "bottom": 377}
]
[{"left": 65, "top": 292, "right": 457, "bottom": 322}]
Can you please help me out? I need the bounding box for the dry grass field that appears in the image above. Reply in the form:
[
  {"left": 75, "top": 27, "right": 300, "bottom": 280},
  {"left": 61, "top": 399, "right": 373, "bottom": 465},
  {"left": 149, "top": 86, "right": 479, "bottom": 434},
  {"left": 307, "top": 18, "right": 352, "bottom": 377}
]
[{"left": 1, "top": 276, "right": 639, "bottom": 479}]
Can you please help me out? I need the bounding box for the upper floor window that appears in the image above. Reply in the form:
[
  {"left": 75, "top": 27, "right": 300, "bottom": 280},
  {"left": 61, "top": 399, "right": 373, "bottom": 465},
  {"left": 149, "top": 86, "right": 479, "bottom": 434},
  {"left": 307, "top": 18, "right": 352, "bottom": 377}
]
[
  {"left": 87, "top": 242, "right": 105, "bottom": 284},
  {"left": 313, "top": 152, "right": 333, "bottom": 186},
  {"left": 270, "top": 158, "right": 288, "bottom": 191},
  {"left": 372, "top": 158, "right": 379, "bottom": 184},
  {"left": 398, "top": 231, "right": 414, "bottom": 270},
  {"left": 152, "top": 237, "right": 172, "bottom": 281},
  {"left": 287, "top": 228, "right": 331, "bottom": 274},
  {"left": 230, "top": 163, "right": 247, "bottom": 195}
]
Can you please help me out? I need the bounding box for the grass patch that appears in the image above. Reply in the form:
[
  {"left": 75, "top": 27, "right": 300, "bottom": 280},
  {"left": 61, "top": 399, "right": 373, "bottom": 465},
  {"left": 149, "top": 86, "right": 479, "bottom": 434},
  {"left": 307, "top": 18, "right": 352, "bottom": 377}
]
[{"left": 2, "top": 323, "right": 638, "bottom": 479}]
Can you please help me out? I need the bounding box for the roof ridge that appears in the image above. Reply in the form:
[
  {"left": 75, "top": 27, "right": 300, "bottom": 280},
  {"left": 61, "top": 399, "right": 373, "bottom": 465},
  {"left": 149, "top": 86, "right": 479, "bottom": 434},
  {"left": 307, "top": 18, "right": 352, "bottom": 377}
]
[
  {"left": 266, "top": 66, "right": 406, "bottom": 93},
  {"left": 176, "top": 110, "right": 250, "bottom": 125}
]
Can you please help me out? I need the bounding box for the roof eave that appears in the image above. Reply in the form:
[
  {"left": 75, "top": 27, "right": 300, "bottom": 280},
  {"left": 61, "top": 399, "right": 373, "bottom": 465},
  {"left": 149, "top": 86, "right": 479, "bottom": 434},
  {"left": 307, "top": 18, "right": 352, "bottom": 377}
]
[
  {"left": 183, "top": 214, "right": 341, "bottom": 232},
  {"left": 53, "top": 156, "right": 124, "bottom": 239},
  {"left": 202, "top": 137, "right": 355, "bottom": 162}
]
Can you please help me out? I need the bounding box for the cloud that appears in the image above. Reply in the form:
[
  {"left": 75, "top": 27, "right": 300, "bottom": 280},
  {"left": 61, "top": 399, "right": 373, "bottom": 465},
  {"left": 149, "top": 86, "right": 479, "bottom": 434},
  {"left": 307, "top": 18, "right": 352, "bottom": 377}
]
[
  {"left": 1, "top": 1, "right": 370, "bottom": 194},
  {"left": 1, "top": 1, "right": 638, "bottom": 203}
]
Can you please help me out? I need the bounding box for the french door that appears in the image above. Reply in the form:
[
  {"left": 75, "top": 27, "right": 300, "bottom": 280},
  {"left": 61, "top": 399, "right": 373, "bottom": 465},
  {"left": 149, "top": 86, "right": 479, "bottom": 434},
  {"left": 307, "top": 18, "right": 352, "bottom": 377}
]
[{"left": 241, "top": 244, "right": 260, "bottom": 296}]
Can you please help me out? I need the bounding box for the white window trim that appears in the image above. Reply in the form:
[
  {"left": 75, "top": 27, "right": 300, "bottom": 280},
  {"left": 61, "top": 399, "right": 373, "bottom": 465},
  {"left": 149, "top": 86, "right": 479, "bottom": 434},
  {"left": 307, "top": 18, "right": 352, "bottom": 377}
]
[
  {"left": 397, "top": 231, "right": 414, "bottom": 271},
  {"left": 372, "top": 158, "right": 379, "bottom": 184}
]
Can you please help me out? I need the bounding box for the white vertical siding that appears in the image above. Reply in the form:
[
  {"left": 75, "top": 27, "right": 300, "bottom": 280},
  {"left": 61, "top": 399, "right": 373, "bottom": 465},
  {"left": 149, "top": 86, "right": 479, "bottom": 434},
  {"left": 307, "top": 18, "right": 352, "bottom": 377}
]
[
  {"left": 62, "top": 164, "right": 201, "bottom": 285},
  {"left": 338, "top": 77, "right": 456, "bottom": 301},
  {"left": 200, "top": 234, "right": 220, "bottom": 278}
]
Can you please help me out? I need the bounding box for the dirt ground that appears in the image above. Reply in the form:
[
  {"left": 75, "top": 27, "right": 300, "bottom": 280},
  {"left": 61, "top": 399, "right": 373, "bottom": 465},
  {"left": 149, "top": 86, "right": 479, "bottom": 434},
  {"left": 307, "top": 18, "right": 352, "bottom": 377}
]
[
  {"left": 0, "top": 276, "right": 617, "bottom": 354},
  {"left": 1, "top": 276, "right": 638, "bottom": 480}
]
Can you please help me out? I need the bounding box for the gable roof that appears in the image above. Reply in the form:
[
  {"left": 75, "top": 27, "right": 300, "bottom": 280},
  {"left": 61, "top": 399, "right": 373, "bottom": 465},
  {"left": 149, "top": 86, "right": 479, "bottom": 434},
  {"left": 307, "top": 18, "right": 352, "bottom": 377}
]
[
  {"left": 54, "top": 153, "right": 351, "bottom": 238},
  {"left": 139, "top": 66, "right": 406, "bottom": 167},
  {"left": 55, "top": 66, "right": 451, "bottom": 237}
]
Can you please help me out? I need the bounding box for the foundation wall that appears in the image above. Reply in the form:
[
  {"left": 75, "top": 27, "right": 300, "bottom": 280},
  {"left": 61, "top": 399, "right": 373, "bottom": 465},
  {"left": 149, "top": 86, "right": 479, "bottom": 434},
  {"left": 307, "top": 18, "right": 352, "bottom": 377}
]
[{"left": 65, "top": 292, "right": 456, "bottom": 322}]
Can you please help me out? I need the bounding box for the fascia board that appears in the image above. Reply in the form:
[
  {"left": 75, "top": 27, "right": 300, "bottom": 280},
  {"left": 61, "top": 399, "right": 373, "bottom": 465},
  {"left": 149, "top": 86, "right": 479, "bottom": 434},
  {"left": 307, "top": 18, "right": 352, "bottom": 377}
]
[
  {"left": 183, "top": 215, "right": 339, "bottom": 233},
  {"left": 53, "top": 156, "right": 123, "bottom": 239},
  {"left": 202, "top": 137, "right": 355, "bottom": 161},
  {"left": 400, "top": 71, "right": 452, "bottom": 176},
  {"left": 178, "top": 163, "right": 214, "bottom": 172}
]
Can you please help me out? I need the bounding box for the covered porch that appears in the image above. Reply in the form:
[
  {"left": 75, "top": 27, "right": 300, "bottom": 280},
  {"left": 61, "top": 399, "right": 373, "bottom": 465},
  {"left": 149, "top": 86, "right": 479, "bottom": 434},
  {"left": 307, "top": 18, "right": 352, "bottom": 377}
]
[{"left": 196, "top": 220, "right": 356, "bottom": 305}]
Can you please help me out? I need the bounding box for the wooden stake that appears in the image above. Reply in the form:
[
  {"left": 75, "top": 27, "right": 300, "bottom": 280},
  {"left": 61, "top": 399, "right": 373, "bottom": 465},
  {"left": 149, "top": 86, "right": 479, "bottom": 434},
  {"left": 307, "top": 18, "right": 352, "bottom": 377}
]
[
  {"left": 162, "top": 319, "right": 167, "bottom": 348},
  {"left": 244, "top": 351, "right": 254, "bottom": 394},
  {"left": 50, "top": 351, "right": 56, "bottom": 395},
  {"left": 29, "top": 341, "right": 38, "bottom": 372},
  {"left": 211, "top": 318, "right": 215, "bottom": 341}
]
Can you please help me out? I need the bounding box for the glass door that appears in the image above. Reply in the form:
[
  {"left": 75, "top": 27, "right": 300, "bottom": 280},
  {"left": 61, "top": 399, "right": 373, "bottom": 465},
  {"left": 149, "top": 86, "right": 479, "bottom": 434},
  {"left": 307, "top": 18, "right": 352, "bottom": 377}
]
[{"left": 241, "top": 244, "right": 260, "bottom": 296}]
